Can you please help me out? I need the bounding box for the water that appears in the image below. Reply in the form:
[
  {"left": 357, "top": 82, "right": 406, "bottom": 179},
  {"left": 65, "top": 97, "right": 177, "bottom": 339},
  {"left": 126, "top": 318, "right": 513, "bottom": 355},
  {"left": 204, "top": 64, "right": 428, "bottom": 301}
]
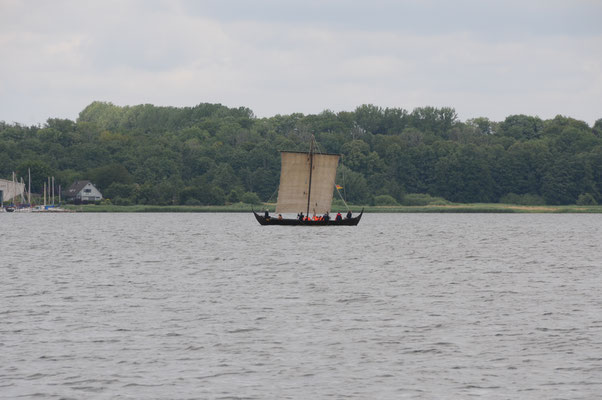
[{"left": 1, "top": 213, "right": 601, "bottom": 399}]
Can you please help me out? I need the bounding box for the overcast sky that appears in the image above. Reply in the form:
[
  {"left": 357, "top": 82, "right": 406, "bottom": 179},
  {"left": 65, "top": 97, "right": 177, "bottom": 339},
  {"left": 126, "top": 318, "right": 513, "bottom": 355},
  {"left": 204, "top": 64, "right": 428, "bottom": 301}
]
[{"left": 1, "top": 0, "right": 601, "bottom": 126}]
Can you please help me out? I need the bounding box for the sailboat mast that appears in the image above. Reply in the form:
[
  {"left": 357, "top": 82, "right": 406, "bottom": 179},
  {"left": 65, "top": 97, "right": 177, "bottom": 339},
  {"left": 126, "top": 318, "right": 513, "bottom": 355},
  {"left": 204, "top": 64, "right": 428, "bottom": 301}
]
[
  {"left": 306, "top": 135, "right": 314, "bottom": 216},
  {"left": 20, "top": 177, "right": 25, "bottom": 203},
  {"left": 28, "top": 168, "right": 31, "bottom": 206}
]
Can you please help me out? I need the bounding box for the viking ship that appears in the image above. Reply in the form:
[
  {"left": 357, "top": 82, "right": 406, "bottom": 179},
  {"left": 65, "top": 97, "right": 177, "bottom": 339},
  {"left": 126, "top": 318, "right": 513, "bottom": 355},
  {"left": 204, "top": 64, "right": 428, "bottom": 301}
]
[{"left": 253, "top": 136, "right": 363, "bottom": 226}]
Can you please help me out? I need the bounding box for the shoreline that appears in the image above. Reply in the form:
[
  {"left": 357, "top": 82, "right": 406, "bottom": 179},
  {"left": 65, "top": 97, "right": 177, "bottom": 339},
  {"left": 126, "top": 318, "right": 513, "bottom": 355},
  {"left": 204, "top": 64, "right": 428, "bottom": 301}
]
[{"left": 62, "top": 203, "right": 602, "bottom": 213}]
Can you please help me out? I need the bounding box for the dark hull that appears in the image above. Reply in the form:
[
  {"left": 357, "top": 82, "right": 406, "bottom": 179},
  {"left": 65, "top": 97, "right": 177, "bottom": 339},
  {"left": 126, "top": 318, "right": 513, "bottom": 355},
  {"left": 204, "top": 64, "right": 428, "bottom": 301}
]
[{"left": 254, "top": 210, "right": 363, "bottom": 226}]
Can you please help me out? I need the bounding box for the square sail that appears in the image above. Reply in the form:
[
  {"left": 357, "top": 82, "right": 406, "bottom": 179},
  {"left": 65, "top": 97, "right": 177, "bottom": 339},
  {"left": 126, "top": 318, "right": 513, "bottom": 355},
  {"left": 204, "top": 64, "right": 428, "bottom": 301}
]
[{"left": 275, "top": 151, "right": 339, "bottom": 214}]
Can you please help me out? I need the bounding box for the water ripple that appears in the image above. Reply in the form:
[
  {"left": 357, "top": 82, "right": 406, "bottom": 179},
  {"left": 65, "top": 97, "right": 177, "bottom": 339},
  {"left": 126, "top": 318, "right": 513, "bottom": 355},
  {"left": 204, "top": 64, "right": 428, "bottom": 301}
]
[{"left": 1, "top": 213, "right": 601, "bottom": 399}]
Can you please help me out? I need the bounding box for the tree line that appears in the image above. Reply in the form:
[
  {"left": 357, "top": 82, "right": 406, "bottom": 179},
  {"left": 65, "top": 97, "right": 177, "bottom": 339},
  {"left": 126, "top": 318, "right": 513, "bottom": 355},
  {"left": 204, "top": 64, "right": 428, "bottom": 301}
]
[{"left": 1, "top": 101, "right": 602, "bottom": 206}]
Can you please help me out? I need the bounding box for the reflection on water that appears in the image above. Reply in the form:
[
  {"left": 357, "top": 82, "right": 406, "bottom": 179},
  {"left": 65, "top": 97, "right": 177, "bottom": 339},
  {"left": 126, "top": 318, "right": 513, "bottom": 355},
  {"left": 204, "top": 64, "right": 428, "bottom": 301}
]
[{"left": 1, "top": 213, "right": 601, "bottom": 399}]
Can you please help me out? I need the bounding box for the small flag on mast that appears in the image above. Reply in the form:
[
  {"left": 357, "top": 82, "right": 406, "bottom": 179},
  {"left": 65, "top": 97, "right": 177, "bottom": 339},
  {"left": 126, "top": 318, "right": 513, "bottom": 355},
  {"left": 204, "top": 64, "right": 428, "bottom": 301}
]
[{"left": 336, "top": 185, "right": 343, "bottom": 190}]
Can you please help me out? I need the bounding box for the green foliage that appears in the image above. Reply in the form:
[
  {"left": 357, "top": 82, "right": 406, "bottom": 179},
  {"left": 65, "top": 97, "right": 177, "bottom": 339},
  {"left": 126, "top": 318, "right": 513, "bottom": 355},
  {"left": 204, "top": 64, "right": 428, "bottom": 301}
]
[
  {"left": 466, "top": 117, "right": 495, "bottom": 135},
  {"left": 401, "top": 193, "right": 450, "bottom": 206},
  {"left": 87, "top": 163, "right": 133, "bottom": 190},
  {"left": 373, "top": 194, "right": 399, "bottom": 206},
  {"left": 410, "top": 106, "right": 458, "bottom": 137},
  {"left": 2, "top": 101, "right": 601, "bottom": 206},
  {"left": 16, "top": 160, "right": 53, "bottom": 193},
  {"left": 227, "top": 188, "right": 244, "bottom": 203},
  {"left": 543, "top": 115, "right": 591, "bottom": 137},
  {"left": 593, "top": 119, "right": 602, "bottom": 137},
  {"left": 104, "top": 182, "right": 137, "bottom": 200},
  {"left": 433, "top": 144, "right": 494, "bottom": 203},
  {"left": 499, "top": 115, "right": 543, "bottom": 140},
  {"left": 541, "top": 156, "right": 584, "bottom": 205},
  {"left": 336, "top": 166, "right": 369, "bottom": 204},
  {"left": 114, "top": 197, "right": 134, "bottom": 206},
  {"left": 576, "top": 193, "right": 597, "bottom": 206},
  {"left": 241, "top": 192, "right": 262, "bottom": 205}
]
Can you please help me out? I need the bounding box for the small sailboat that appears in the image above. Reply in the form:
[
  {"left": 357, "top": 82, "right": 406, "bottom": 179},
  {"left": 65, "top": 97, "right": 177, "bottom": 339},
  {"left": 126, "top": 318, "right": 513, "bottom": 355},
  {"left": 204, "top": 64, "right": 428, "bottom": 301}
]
[{"left": 253, "top": 136, "right": 363, "bottom": 226}]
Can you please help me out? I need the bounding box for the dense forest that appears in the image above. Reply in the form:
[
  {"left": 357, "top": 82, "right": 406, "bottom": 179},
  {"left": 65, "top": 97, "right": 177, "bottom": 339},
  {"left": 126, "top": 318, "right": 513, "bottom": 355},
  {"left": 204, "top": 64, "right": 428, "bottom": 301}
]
[{"left": 2, "top": 101, "right": 602, "bottom": 206}]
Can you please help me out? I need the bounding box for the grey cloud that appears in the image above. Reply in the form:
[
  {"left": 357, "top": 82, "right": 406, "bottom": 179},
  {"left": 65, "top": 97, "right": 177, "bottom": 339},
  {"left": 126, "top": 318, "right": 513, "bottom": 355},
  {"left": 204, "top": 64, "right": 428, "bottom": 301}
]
[{"left": 1, "top": 0, "right": 601, "bottom": 125}]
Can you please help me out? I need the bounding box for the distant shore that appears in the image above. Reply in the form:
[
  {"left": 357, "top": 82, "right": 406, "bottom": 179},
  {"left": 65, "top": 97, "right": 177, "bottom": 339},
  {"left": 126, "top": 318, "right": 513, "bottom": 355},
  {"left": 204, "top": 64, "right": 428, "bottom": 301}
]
[{"left": 63, "top": 203, "right": 602, "bottom": 213}]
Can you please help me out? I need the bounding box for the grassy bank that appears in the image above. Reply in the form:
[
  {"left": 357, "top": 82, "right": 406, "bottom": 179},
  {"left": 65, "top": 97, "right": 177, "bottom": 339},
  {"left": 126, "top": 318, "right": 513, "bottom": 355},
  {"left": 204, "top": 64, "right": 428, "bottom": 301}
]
[
  {"left": 364, "top": 204, "right": 602, "bottom": 213},
  {"left": 63, "top": 203, "right": 255, "bottom": 213},
  {"left": 64, "top": 203, "right": 602, "bottom": 213}
]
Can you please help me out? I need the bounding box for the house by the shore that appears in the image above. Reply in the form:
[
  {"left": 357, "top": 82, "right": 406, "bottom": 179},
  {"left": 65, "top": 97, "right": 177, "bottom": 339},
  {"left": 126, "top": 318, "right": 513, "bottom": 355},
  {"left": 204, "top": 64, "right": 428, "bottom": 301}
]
[{"left": 65, "top": 180, "right": 103, "bottom": 203}]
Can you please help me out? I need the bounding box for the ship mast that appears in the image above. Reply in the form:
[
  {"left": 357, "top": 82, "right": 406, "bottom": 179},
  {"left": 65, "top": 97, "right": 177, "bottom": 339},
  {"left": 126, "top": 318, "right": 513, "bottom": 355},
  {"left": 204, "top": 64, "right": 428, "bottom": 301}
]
[{"left": 306, "top": 135, "right": 315, "bottom": 217}]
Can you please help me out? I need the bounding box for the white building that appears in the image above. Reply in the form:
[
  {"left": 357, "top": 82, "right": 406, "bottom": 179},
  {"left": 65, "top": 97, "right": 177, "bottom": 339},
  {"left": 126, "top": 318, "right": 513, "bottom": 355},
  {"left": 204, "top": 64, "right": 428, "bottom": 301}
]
[
  {"left": 0, "top": 178, "right": 25, "bottom": 204},
  {"left": 65, "top": 180, "right": 103, "bottom": 203}
]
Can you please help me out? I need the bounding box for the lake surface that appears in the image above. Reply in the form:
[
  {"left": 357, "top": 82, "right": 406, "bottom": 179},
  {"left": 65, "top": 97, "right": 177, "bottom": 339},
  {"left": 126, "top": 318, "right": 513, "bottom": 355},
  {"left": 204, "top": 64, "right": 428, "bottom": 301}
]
[{"left": 1, "top": 213, "right": 601, "bottom": 399}]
